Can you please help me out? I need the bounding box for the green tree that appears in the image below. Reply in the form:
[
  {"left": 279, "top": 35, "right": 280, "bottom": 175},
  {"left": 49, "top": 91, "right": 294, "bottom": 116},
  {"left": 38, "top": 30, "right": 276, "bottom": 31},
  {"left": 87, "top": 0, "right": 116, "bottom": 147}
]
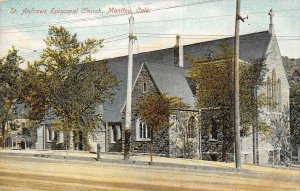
[
  {"left": 0, "top": 47, "right": 23, "bottom": 147},
  {"left": 239, "top": 59, "right": 268, "bottom": 136},
  {"left": 188, "top": 44, "right": 234, "bottom": 161},
  {"left": 290, "top": 81, "right": 300, "bottom": 147},
  {"left": 20, "top": 26, "right": 118, "bottom": 150},
  {"left": 137, "top": 93, "right": 188, "bottom": 164},
  {"left": 269, "top": 108, "right": 291, "bottom": 166},
  {"left": 280, "top": 56, "right": 299, "bottom": 157},
  {"left": 188, "top": 44, "right": 268, "bottom": 161}
]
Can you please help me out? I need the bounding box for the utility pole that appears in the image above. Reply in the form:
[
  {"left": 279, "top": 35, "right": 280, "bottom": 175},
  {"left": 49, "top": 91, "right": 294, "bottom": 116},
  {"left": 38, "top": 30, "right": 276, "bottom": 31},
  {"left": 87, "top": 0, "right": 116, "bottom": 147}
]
[
  {"left": 234, "top": 0, "right": 247, "bottom": 169},
  {"left": 124, "top": 15, "right": 136, "bottom": 160}
]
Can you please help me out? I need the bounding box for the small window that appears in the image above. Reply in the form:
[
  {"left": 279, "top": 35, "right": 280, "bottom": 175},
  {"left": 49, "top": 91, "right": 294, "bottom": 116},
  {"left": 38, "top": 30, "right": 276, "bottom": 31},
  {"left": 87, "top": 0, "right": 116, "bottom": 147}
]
[
  {"left": 211, "top": 118, "right": 218, "bottom": 140},
  {"left": 143, "top": 82, "right": 147, "bottom": 93}
]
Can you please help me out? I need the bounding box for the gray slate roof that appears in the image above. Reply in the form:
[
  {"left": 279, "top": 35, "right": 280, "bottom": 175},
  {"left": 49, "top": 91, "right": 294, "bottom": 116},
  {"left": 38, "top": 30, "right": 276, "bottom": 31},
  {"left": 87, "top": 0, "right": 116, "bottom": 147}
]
[
  {"left": 144, "top": 62, "right": 195, "bottom": 108},
  {"left": 100, "top": 31, "right": 272, "bottom": 122}
]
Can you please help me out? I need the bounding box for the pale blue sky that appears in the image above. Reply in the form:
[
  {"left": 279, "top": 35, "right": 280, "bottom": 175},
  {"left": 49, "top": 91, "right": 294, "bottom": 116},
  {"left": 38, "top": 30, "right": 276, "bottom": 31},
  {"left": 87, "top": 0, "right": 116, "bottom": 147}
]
[{"left": 0, "top": 0, "right": 299, "bottom": 69}]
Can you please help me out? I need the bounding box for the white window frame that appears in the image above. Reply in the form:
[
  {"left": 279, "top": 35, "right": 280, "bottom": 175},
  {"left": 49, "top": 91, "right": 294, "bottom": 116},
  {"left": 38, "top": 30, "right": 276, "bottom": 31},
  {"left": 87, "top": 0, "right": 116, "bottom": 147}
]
[{"left": 136, "top": 118, "right": 151, "bottom": 141}]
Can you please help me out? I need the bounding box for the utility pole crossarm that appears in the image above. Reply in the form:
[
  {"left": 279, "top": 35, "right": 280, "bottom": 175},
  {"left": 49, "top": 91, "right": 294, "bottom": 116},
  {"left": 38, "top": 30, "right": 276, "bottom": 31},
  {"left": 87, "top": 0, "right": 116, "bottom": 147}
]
[{"left": 237, "top": 14, "right": 248, "bottom": 22}]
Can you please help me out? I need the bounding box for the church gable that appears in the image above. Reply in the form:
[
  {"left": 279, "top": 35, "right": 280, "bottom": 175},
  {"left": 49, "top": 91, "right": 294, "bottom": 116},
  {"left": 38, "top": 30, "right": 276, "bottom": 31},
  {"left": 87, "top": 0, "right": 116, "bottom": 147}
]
[
  {"left": 260, "top": 35, "right": 290, "bottom": 113},
  {"left": 121, "top": 64, "right": 170, "bottom": 154}
]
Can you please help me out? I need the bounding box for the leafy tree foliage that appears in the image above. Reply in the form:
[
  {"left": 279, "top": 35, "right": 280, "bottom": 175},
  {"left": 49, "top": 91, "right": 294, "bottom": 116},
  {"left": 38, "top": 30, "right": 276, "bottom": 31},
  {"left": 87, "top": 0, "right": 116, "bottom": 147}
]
[
  {"left": 290, "top": 81, "right": 300, "bottom": 146},
  {"left": 188, "top": 44, "right": 268, "bottom": 161},
  {"left": 282, "top": 55, "right": 300, "bottom": 156},
  {"left": 269, "top": 108, "right": 291, "bottom": 166},
  {"left": 0, "top": 48, "right": 23, "bottom": 147},
  {"left": 137, "top": 93, "right": 189, "bottom": 164},
  {"left": 189, "top": 44, "right": 235, "bottom": 161},
  {"left": 188, "top": 44, "right": 234, "bottom": 110},
  {"left": 20, "top": 26, "right": 118, "bottom": 150},
  {"left": 239, "top": 59, "right": 268, "bottom": 135}
]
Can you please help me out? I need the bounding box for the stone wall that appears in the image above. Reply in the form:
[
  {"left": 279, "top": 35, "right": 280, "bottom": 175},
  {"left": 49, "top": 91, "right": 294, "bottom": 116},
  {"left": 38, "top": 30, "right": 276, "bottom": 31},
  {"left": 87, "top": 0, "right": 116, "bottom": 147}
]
[
  {"left": 36, "top": 125, "right": 68, "bottom": 150},
  {"left": 200, "top": 109, "right": 234, "bottom": 162},
  {"left": 121, "top": 64, "right": 169, "bottom": 155},
  {"left": 241, "top": 130, "right": 254, "bottom": 164},
  {"left": 35, "top": 126, "right": 44, "bottom": 150},
  {"left": 88, "top": 129, "right": 106, "bottom": 153},
  {"left": 169, "top": 111, "right": 199, "bottom": 159}
]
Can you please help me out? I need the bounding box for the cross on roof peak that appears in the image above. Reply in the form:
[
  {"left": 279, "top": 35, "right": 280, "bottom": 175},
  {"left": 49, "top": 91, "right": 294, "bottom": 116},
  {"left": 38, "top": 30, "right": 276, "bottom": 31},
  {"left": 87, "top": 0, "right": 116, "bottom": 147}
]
[
  {"left": 269, "top": 9, "right": 274, "bottom": 24},
  {"left": 268, "top": 9, "right": 275, "bottom": 35}
]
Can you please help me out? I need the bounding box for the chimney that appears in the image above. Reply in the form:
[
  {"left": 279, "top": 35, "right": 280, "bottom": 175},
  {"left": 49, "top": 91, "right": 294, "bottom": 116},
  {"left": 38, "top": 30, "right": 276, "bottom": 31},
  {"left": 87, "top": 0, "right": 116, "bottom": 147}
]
[
  {"left": 268, "top": 9, "right": 275, "bottom": 35},
  {"left": 174, "top": 35, "right": 184, "bottom": 68}
]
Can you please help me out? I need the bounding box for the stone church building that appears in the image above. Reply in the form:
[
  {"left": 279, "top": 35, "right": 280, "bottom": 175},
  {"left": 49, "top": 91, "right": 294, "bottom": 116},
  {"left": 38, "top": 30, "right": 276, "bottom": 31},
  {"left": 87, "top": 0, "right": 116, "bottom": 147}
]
[{"left": 32, "top": 10, "right": 289, "bottom": 165}]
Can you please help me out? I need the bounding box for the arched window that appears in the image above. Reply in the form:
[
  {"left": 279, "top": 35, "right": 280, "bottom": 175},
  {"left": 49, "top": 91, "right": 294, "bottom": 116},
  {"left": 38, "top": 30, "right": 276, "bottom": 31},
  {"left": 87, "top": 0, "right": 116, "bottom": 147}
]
[
  {"left": 187, "top": 116, "right": 196, "bottom": 139},
  {"left": 266, "top": 77, "right": 272, "bottom": 112},
  {"left": 277, "top": 79, "right": 281, "bottom": 112},
  {"left": 46, "top": 127, "right": 50, "bottom": 142},
  {"left": 109, "top": 125, "right": 120, "bottom": 143},
  {"left": 272, "top": 69, "right": 277, "bottom": 112},
  {"left": 266, "top": 69, "right": 281, "bottom": 113}
]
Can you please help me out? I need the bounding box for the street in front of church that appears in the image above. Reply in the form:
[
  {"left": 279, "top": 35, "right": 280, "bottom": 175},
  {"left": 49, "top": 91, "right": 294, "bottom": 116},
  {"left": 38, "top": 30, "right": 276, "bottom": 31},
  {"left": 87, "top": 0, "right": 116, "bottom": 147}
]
[{"left": 0, "top": 150, "right": 299, "bottom": 191}]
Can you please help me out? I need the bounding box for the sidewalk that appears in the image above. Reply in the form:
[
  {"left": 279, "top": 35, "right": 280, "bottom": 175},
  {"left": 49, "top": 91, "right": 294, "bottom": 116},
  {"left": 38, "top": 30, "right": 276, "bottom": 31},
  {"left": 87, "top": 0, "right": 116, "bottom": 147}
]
[{"left": 0, "top": 149, "right": 299, "bottom": 175}]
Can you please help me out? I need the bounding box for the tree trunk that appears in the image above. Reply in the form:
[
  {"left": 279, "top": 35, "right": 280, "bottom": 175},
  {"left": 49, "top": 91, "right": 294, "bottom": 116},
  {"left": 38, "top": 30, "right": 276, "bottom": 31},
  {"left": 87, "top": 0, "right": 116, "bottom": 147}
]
[
  {"left": 149, "top": 128, "right": 154, "bottom": 165},
  {"left": 124, "top": 129, "right": 130, "bottom": 160},
  {"left": 65, "top": 142, "right": 68, "bottom": 158},
  {"left": 150, "top": 141, "right": 153, "bottom": 165},
  {"left": 1, "top": 121, "right": 6, "bottom": 148},
  {"left": 222, "top": 121, "right": 226, "bottom": 161}
]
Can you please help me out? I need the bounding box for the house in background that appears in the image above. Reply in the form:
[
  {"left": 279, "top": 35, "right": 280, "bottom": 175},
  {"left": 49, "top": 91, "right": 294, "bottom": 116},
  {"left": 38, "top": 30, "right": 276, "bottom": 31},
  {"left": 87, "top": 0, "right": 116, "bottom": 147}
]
[
  {"left": 32, "top": 10, "right": 289, "bottom": 165},
  {"left": 3, "top": 105, "right": 37, "bottom": 150},
  {"left": 5, "top": 118, "right": 32, "bottom": 149}
]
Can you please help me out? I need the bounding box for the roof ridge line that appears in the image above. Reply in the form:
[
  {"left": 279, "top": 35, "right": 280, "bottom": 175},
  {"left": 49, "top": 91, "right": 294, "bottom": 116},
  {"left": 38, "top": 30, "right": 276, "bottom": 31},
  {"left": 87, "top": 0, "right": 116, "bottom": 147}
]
[{"left": 100, "top": 30, "right": 270, "bottom": 61}]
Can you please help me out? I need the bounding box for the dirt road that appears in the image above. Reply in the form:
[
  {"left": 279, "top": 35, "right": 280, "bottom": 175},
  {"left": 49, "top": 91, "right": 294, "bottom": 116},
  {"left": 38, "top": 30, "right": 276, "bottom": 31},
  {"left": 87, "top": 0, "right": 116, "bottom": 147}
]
[{"left": 0, "top": 155, "right": 299, "bottom": 190}]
